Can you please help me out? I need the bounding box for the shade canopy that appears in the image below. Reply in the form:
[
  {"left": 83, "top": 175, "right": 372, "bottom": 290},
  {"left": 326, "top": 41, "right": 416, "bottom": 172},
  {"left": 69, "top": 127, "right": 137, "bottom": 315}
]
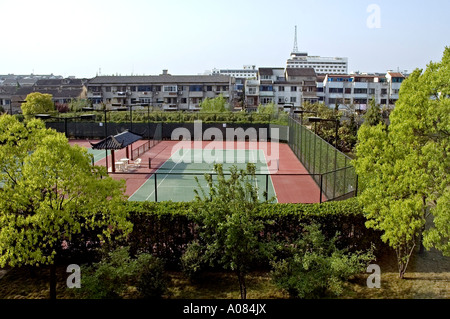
[{"left": 90, "top": 130, "right": 143, "bottom": 150}]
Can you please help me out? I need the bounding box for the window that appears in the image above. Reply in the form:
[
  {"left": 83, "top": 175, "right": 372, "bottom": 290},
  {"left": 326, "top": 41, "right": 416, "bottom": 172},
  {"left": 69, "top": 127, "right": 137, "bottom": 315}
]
[
  {"left": 207, "top": 86, "right": 213, "bottom": 91},
  {"left": 89, "top": 86, "right": 102, "bottom": 93},
  {"left": 139, "top": 98, "right": 151, "bottom": 104},
  {"left": 290, "top": 97, "right": 297, "bottom": 103},
  {"left": 189, "top": 85, "right": 203, "bottom": 92},
  {"left": 261, "top": 97, "right": 273, "bottom": 104},
  {"left": 278, "top": 86, "right": 285, "bottom": 92},
  {"left": 381, "top": 89, "right": 387, "bottom": 95},
  {"left": 164, "top": 85, "right": 177, "bottom": 92},
  {"left": 329, "top": 88, "right": 343, "bottom": 93},
  {"left": 138, "top": 86, "right": 152, "bottom": 92},
  {"left": 181, "top": 98, "right": 187, "bottom": 104},
  {"left": 369, "top": 89, "right": 375, "bottom": 95},
  {"left": 345, "top": 88, "right": 352, "bottom": 94},
  {"left": 354, "top": 88, "right": 367, "bottom": 94},
  {"left": 291, "top": 86, "right": 297, "bottom": 92},
  {"left": 260, "top": 85, "right": 273, "bottom": 92}
]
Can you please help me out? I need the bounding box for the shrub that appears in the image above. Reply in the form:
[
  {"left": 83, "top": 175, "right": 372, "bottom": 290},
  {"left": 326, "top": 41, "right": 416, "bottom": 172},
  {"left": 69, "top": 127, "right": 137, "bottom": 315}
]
[
  {"left": 77, "top": 247, "right": 169, "bottom": 299},
  {"left": 78, "top": 247, "right": 136, "bottom": 299},
  {"left": 181, "top": 240, "right": 205, "bottom": 281},
  {"left": 270, "top": 223, "right": 375, "bottom": 299},
  {"left": 135, "top": 254, "right": 169, "bottom": 299}
]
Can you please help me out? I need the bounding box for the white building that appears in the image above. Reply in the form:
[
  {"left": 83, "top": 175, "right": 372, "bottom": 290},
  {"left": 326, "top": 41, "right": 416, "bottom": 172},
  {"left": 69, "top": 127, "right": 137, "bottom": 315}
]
[
  {"left": 244, "top": 67, "right": 318, "bottom": 109},
  {"left": 207, "top": 65, "right": 258, "bottom": 79},
  {"left": 321, "top": 71, "right": 406, "bottom": 110},
  {"left": 286, "top": 26, "right": 348, "bottom": 75},
  {"left": 287, "top": 52, "right": 348, "bottom": 75}
]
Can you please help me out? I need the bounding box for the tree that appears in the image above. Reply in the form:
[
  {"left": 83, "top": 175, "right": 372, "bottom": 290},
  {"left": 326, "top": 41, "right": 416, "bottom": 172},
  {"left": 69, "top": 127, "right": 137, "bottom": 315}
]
[
  {"left": 69, "top": 98, "right": 92, "bottom": 112},
  {"left": 0, "top": 114, "right": 132, "bottom": 299},
  {"left": 354, "top": 48, "right": 450, "bottom": 278},
  {"left": 187, "top": 163, "right": 272, "bottom": 299},
  {"left": 20, "top": 92, "right": 55, "bottom": 115},
  {"left": 257, "top": 102, "right": 277, "bottom": 115},
  {"left": 363, "top": 97, "right": 383, "bottom": 126},
  {"left": 199, "top": 94, "right": 228, "bottom": 113}
]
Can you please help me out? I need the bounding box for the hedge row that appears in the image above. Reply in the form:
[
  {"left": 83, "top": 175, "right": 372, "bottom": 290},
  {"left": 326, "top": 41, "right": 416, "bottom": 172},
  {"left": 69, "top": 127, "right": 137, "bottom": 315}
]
[
  {"left": 58, "top": 198, "right": 384, "bottom": 269},
  {"left": 121, "top": 198, "right": 384, "bottom": 269}
]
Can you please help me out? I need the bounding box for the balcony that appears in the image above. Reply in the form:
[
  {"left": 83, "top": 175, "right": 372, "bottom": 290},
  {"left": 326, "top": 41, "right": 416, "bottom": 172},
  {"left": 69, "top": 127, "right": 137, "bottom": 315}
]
[
  {"left": 189, "top": 91, "right": 204, "bottom": 98},
  {"left": 259, "top": 91, "right": 274, "bottom": 97},
  {"left": 88, "top": 91, "right": 102, "bottom": 98}
]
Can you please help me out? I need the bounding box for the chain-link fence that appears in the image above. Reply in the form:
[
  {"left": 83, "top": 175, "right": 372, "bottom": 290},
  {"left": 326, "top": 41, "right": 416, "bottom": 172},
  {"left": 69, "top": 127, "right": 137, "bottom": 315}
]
[{"left": 288, "top": 116, "right": 357, "bottom": 201}]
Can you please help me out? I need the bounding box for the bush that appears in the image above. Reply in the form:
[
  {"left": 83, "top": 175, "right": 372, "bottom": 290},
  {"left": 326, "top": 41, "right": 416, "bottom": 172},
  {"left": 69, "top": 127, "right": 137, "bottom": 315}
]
[
  {"left": 78, "top": 247, "right": 136, "bottom": 299},
  {"left": 270, "top": 223, "right": 375, "bottom": 299},
  {"left": 77, "top": 247, "right": 169, "bottom": 299},
  {"left": 181, "top": 240, "right": 205, "bottom": 281},
  {"left": 135, "top": 254, "right": 169, "bottom": 299}
]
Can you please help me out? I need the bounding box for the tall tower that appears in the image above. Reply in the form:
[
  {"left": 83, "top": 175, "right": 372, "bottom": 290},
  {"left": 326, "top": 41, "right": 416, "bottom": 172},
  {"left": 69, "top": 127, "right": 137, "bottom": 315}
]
[
  {"left": 290, "top": 26, "right": 307, "bottom": 57},
  {"left": 293, "top": 25, "right": 299, "bottom": 53}
]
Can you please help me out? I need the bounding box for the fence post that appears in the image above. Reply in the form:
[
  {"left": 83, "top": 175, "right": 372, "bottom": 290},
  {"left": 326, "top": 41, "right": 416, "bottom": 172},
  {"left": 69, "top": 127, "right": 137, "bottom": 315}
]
[
  {"left": 265, "top": 174, "right": 269, "bottom": 201},
  {"left": 320, "top": 174, "right": 323, "bottom": 203},
  {"left": 154, "top": 173, "right": 158, "bottom": 202}
]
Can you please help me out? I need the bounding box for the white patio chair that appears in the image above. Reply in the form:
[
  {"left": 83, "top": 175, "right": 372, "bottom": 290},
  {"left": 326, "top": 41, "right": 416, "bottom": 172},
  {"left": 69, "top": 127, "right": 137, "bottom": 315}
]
[{"left": 133, "top": 158, "right": 142, "bottom": 168}]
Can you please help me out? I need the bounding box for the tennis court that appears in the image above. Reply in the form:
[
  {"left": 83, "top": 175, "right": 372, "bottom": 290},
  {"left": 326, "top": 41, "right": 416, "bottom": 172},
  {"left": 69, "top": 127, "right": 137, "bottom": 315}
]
[
  {"left": 69, "top": 139, "right": 326, "bottom": 203},
  {"left": 127, "top": 148, "right": 277, "bottom": 202}
]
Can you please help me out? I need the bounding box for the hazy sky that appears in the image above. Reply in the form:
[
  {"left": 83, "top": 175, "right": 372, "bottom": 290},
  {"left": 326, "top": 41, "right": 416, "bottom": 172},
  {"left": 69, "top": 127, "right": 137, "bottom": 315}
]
[{"left": 1, "top": 0, "right": 449, "bottom": 78}]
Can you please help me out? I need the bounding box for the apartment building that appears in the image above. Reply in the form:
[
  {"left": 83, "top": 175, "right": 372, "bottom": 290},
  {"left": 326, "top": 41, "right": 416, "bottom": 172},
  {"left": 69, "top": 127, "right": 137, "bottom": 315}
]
[
  {"left": 86, "top": 70, "right": 235, "bottom": 111},
  {"left": 244, "top": 67, "right": 318, "bottom": 109},
  {"left": 0, "top": 77, "right": 86, "bottom": 114},
  {"left": 321, "top": 71, "right": 406, "bottom": 110}
]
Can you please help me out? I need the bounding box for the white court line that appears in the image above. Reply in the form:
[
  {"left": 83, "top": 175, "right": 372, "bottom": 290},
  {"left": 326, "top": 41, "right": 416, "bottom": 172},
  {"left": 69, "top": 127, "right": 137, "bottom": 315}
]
[
  {"left": 144, "top": 148, "right": 190, "bottom": 201},
  {"left": 261, "top": 150, "right": 278, "bottom": 203},
  {"left": 128, "top": 149, "right": 185, "bottom": 201}
]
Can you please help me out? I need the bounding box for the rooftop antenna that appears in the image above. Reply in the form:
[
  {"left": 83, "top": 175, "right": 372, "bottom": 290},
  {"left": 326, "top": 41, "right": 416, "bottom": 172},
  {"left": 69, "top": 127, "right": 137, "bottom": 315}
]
[{"left": 293, "top": 25, "right": 299, "bottom": 53}]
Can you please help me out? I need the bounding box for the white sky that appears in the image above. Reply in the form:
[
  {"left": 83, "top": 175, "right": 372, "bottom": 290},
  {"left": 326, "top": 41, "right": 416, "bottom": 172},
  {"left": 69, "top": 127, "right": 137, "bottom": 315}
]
[{"left": 0, "top": 0, "right": 449, "bottom": 78}]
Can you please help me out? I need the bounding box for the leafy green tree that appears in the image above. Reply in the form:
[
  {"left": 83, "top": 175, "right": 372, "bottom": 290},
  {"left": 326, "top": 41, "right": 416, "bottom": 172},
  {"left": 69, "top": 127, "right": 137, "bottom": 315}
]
[
  {"left": 189, "top": 163, "right": 273, "bottom": 299},
  {"left": 0, "top": 114, "right": 132, "bottom": 299},
  {"left": 354, "top": 48, "right": 450, "bottom": 278},
  {"left": 257, "top": 102, "right": 277, "bottom": 115},
  {"left": 69, "top": 98, "right": 92, "bottom": 112},
  {"left": 364, "top": 97, "right": 383, "bottom": 126},
  {"left": 20, "top": 92, "right": 55, "bottom": 115},
  {"left": 199, "top": 94, "right": 228, "bottom": 113},
  {"left": 270, "top": 223, "right": 374, "bottom": 298}
]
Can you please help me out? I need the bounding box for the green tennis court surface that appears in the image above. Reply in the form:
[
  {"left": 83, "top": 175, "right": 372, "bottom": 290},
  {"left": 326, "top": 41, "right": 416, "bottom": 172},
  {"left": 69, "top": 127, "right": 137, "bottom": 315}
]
[
  {"left": 86, "top": 148, "right": 110, "bottom": 163},
  {"left": 128, "top": 149, "right": 277, "bottom": 202}
]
